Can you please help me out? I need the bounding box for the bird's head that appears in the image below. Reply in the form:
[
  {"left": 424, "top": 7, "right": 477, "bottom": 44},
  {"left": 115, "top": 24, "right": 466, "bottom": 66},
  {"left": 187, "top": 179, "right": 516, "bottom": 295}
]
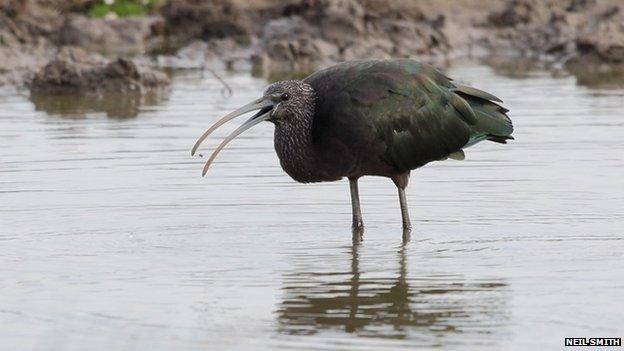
[
  {"left": 191, "top": 80, "right": 315, "bottom": 176},
  {"left": 263, "top": 80, "right": 316, "bottom": 123}
]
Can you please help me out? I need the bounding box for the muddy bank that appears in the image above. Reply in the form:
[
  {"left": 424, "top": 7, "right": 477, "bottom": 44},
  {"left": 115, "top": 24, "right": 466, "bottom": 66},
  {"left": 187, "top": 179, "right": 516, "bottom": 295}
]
[
  {"left": 31, "top": 47, "right": 169, "bottom": 93},
  {"left": 28, "top": 47, "right": 170, "bottom": 117},
  {"left": 485, "top": 0, "right": 624, "bottom": 64},
  {"left": 249, "top": 0, "right": 449, "bottom": 77},
  {"left": 227, "top": 0, "right": 623, "bottom": 79},
  {"left": 0, "top": 0, "right": 62, "bottom": 85},
  {"left": 0, "top": 0, "right": 166, "bottom": 86},
  {"left": 1, "top": 0, "right": 623, "bottom": 88}
]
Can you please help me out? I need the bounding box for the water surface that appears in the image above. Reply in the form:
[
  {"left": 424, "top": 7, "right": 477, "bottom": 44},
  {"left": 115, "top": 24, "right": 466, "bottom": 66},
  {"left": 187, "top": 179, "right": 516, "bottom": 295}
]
[{"left": 1, "top": 65, "right": 623, "bottom": 350}]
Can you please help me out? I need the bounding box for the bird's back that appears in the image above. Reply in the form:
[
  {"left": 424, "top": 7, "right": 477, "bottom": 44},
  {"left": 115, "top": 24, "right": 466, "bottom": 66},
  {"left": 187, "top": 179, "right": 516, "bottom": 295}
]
[{"left": 304, "top": 59, "right": 513, "bottom": 176}]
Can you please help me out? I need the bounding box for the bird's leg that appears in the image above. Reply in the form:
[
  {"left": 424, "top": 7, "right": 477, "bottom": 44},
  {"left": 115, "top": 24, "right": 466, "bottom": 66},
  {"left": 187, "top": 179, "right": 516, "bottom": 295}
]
[
  {"left": 392, "top": 173, "right": 412, "bottom": 231},
  {"left": 402, "top": 226, "right": 411, "bottom": 243},
  {"left": 349, "top": 177, "right": 364, "bottom": 231},
  {"left": 397, "top": 187, "right": 412, "bottom": 231}
]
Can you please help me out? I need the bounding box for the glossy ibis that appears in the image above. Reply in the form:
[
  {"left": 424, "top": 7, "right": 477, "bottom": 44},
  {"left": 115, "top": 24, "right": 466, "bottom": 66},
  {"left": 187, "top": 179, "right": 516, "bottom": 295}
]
[{"left": 192, "top": 59, "right": 513, "bottom": 232}]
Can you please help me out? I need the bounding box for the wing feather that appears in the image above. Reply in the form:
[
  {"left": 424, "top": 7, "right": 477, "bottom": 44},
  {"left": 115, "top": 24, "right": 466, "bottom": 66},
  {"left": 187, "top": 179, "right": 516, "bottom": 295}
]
[
  {"left": 304, "top": 60, "right": 513, "bottom": 173},
  {"left": 341, "top": 61, "right": 473, "bottom": 171}
]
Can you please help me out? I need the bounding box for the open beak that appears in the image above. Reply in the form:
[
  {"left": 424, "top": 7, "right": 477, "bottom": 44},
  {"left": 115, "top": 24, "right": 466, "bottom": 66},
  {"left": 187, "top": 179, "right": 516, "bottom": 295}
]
[{"left": 191, "top": 97, "right": 274, "bottom": 176}]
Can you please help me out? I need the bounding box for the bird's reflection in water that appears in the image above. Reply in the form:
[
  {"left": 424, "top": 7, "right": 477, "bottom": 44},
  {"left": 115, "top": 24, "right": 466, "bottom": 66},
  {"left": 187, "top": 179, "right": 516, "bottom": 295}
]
[{"left": 276, "top": 232, "right": 508, "bottom": 343}]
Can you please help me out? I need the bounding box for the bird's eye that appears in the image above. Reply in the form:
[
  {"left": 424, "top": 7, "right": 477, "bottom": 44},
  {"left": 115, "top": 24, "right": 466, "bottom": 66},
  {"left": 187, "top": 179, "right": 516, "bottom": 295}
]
[{"left": 281, "top": 93, "right": 290, "bottom": 101}]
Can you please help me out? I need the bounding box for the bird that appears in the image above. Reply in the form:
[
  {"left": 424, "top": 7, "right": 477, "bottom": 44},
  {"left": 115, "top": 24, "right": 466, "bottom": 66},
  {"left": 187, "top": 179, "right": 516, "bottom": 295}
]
[{"left": 191, "top": 59, "right": 513, "bottom": 232}]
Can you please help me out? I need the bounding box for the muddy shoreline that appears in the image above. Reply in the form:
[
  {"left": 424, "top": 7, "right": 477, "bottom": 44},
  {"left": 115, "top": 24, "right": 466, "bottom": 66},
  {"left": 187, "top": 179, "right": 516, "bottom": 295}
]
[{"left": 1, "top": 0, "right": 623, "bottom": 90}]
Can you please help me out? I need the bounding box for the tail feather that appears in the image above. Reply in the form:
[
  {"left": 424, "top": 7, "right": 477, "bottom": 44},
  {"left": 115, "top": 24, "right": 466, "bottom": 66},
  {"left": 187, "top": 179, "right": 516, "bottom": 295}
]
[
  {"left": 452, "top": 85, "right": 514, "bottom": 143},
  {"left": 487, "top": 135, "right": 515, "bottom": 144},
  {"left": 454, "top": 84, "right": 503, "bottom": 103}
]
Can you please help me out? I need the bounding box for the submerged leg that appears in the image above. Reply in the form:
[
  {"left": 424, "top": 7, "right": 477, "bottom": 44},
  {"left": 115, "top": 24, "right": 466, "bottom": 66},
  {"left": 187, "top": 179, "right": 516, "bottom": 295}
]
[
  {"left": 349, "top": 178, "right": 364, "bottom": 230},
  {"left": 397, "top": 186, "right": 412, "bottom": 231}
]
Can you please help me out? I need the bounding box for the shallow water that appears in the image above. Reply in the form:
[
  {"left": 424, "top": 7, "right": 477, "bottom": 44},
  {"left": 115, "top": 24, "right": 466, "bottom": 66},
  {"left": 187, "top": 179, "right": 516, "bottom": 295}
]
[{"left": 1, "top": 65, "right": 623, "bottom": 350}]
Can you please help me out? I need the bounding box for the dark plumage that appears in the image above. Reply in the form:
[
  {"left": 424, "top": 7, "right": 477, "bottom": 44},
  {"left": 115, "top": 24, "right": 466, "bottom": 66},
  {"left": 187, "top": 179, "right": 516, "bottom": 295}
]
[{"left": 192, "top": 59, "right": 513, "bottom": 232}]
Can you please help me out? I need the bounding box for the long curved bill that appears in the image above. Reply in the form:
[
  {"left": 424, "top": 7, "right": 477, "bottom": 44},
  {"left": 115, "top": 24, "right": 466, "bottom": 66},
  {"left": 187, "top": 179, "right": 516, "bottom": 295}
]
[
  {"left": 191, "top": 98, "right": 274, "bottom": 156},
  {"left": 192, "top": 98, "right": 274, "bottom": 176},
  {"left": 200, "top": 110, "right": 272, "bottom": 176}
]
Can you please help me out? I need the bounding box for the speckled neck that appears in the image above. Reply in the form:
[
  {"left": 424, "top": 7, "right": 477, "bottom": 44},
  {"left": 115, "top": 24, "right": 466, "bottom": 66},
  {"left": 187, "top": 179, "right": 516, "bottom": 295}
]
[{"left": 273, "top": 101, "right": 318, "bottom": 183}]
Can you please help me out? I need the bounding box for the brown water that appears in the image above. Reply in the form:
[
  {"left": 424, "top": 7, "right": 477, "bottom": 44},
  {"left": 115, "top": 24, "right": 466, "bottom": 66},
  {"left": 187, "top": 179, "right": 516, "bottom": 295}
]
[{"left": 1, "top": 65, "right": 623, "bottom": 350}]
